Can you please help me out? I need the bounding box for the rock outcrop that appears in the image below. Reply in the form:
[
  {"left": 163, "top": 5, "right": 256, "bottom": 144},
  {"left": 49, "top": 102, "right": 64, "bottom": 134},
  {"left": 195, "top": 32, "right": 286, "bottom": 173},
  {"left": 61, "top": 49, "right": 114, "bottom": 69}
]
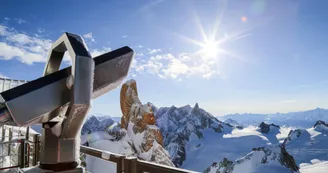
[
  {"left": 258, "top": 122, "right": 280, "bottom": 134},
  {"left": 313, "top": 120, "right": 328, "bottom": 131},
  {"left": 120, "top": 79, "right": 173, "bottom": 166}
]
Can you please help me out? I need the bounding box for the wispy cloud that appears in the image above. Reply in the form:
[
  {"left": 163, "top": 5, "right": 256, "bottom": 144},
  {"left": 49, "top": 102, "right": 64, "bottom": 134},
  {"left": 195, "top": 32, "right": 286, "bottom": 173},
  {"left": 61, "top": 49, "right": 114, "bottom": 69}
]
[
  {"left": 83, "top": 32, "right": 95, "bottom": 42},
  {"left": 122, "top": 35, "right": 128, "bottom": 38},
  {"left": 4, "top": 17, "right": 10, "bottom": 21},
  {"left": 136, "top": 52, "right": 144, "bottom": 56},
  {"left": 148, "top": 48, "right": 161, "bottom": 54},
  {"left": 90, "top": 47, "right": 112, "bottom": 57},
  {"left": 0, "top": 25, "right": 113, "bottom": 65},
  {"left": 282, "top": 100, "right": 296, "bottom": 103},
  {"left": 37, "top": 28, "right": 45, "bottom": 34},
  {"left": 15, "top": 18, "right": 26, "bottom": 24},
  {"left": 139, "top": 0, "right": 166, "bottom": 11},
  {"left": 131, "top": 52, "right": 222, "bottom": 80},
  {"left": 0, "top": 25, "right": 52, "bottom": 64}
]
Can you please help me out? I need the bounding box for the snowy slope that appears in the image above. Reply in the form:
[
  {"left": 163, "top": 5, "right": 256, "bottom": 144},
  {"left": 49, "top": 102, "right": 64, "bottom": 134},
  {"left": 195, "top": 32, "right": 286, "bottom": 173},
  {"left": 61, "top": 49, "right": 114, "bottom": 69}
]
[
  {"left": 299, "top": 159, "right": 328, "bottom": 173},
  {"left": 79, "top": 104, "right": 328, "bottom": 173},
  {"left": 81, "top": 114, "right": 174, "bottom": 172},
  {"left": 224, "top": 118, "right": 243, "bottom": 128},
  {"left": 154, "top": 103, "right": 293, "bottom": 172},
  {"left": 204, "top": 145, "right": 299, "bottom": 173},
  {"left": 219, "top": 108, "right": 328, "bottom": 128},
  {"left": 283, "top": 121, "right": 328, "bottom": 165}
]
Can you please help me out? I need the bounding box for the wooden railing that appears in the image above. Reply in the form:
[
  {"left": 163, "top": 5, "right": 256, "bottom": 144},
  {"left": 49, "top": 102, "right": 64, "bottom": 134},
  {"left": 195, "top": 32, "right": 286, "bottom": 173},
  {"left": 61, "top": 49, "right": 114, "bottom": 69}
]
[
  {"left": 0, "top": 126, "right": 198, "bottom": 173},
  {"left": 80, "top": 146, "right": 198, "bottom": 173}
]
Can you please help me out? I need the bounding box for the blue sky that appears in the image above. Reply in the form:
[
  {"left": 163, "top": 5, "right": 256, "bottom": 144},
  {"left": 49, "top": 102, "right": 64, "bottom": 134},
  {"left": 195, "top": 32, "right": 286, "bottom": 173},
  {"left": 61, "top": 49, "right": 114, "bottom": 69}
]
[{"left": 1, "top": 0, "right": 328, "bottom": 116}]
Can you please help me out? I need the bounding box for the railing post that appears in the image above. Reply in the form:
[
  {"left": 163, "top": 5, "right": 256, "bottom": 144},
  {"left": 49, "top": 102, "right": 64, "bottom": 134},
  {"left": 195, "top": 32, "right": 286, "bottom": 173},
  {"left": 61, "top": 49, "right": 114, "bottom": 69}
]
[
  {"left": 8, "top": 128, "right": 12, "bottom": 155},
  {"left": 123, "top": 157, "right": 137, "bottom": 173},
  {"left": 19, "top": 140, "right": 25, "bottom": 168},
  {"left": 1, "top": 126, "right": 5, "bottom": 141},
  {"left": 25, "top": 127, "right": 30, "bottom": 141},
  {"left": 116, "top": 156, "right": 124, "bottom": 173},
  {"left": 32, "top": 134, "right": 40, "bottom": 166}
]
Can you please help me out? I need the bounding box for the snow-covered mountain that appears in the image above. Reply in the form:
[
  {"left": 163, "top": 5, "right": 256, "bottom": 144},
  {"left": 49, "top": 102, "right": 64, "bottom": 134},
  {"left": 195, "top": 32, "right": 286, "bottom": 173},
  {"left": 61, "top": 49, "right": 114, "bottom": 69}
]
[
  {"left": 155, "top": 103, "right": 227, "bottom": 167},
  {"left": 283, "top": 120, "right": 328, "bottom": 165},
  {"left": 79, "top": 90, "right": 328, "bottom": 173},
  {"left": 204, "top": 145, "right": 299, "bottom": 173},
  {"left": 153, "top": 103, "right": 299, "bottom": 172},
  {"left": 224, "top": 118, "right": 243, "bottom": 129},
  {"left": 81, "top": 114, "right": 120, "bottom": 135},
  {"left": 219, "top": 108, "right": 328, "bottom": 128},
  {"left": 81, "top": 79, "right": 174, "bottom": 173}
]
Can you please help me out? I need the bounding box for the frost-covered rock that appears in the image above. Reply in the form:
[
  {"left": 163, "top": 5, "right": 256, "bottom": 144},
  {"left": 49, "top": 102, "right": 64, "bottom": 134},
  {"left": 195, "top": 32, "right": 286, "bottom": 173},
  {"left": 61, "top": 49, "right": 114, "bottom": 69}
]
[
  {"left": 81, "top": 79, "right": 175, "bottom": 171},
  {"left": 204, "top": 145, "right": 299, "bottom": 173},
  {"left": 119, "top": 79, "right": 174, "bottom": 167},
  {"left": 155, "top": 103, "right": 226, "bottom": 167}
]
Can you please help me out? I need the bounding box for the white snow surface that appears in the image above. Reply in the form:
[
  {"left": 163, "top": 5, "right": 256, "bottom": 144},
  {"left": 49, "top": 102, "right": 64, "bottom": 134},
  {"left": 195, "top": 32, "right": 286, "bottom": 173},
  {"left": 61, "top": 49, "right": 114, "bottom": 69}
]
[
  {"left": 299, "top": 159, "right": 328, "bottom": 173},
  {"left": 181, "top": 126, "right": 283, "bottom": 171},
  {"left": 85, "top": 139, "right": 135, "bottom": 173}
]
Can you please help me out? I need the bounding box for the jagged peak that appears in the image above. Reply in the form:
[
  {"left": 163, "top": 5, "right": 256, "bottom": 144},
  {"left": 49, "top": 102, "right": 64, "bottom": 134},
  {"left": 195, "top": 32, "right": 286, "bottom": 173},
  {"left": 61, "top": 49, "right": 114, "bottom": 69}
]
[
  {"left": 191, "top": 103, "right": 200, "bottom": 114},
  {"left": 194, "top": 103, "right": 199, "bottom": 109},
  {"left": 258, "top": 122, "right": 280, "bottom": 134},
  {"left": 314, "top": 120, "right": 328, "bottom": 128},
  {"left": 313, "top": 120, "right": 328, "bottom": 131}
]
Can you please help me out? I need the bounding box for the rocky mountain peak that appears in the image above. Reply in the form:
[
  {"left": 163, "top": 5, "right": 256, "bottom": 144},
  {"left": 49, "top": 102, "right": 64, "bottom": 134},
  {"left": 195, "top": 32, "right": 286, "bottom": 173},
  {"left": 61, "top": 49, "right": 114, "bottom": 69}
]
[
  {"left": 313, "top": 120, "right": 328, "bottom": 131},
  {"left": 259, "top": 122, "right": 280, "bottom": 134},
  {"left": 191, "top": 103, "right": 200, "bottom": 114},
  {"left": 119, "top": 79, "right": 173, "bottom": 166}
]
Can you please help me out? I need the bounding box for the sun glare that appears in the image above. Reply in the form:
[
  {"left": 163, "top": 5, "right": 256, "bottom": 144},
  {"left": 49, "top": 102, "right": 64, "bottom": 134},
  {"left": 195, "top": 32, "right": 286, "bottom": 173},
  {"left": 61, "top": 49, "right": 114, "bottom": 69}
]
[{"left": 202, "top": 40, "right": 219, "bottom": 57}]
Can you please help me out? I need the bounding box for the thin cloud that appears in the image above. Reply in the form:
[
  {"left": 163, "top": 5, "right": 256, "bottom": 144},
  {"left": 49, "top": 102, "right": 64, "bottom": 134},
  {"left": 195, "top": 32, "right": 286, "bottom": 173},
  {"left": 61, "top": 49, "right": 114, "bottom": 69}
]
[
  {"left": 122, "top": 35, "right": 128, "bottom": 38},
  {"left": 15, "top": 18, "right": 26, "bottom": 24},
  {"left": 136, "top": 53, "right": 144, "bottom": 56},
  {"left": 139, "top": 0, "right": 166, "bottom": 11},
  {"left": 83, "top": 32, "right": 95, "bottom": 42},
  {"left": 148, "top": 48, "right": 161, "bottom": 54},
  {"left": 4, "top": 17, "right": 10, "bottom": 21}
]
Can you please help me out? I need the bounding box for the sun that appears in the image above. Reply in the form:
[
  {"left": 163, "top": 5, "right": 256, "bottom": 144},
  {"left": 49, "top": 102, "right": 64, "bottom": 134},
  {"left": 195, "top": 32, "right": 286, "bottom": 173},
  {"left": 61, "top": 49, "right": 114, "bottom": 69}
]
[{"left": 201, "top": 40, "right": 219, "bottom": 57}]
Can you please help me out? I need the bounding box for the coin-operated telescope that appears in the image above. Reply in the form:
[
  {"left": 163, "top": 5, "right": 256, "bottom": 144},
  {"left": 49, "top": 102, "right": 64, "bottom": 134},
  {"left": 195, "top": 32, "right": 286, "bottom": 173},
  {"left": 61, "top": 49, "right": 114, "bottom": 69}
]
[{"left": 0, "top": 33, "right": 134, "bottom": 172}]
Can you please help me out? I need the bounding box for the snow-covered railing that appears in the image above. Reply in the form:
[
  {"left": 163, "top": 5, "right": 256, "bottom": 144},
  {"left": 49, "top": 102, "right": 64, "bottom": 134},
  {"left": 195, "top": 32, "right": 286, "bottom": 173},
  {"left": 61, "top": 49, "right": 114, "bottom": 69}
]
[
  {"left": 0, "top": 125, "right": 40, "bottom": 170},
  {"left": 80, "top": 146, "right": 199, "bottom": 173}
]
